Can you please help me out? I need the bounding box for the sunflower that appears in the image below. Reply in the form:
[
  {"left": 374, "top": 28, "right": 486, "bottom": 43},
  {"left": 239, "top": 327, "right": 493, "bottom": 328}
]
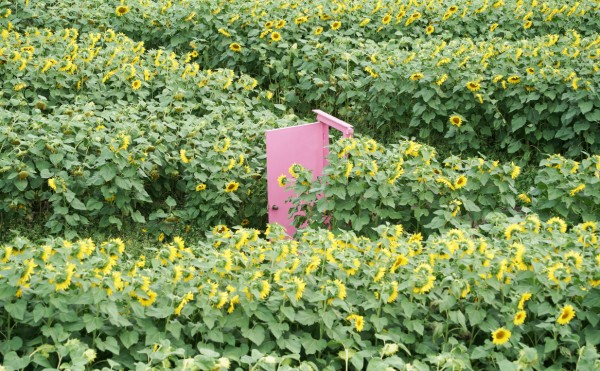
[
  {"left": 331, "top": 21, "right": 342, "bottom": 30},
  {"left": 548, "top": 262, "right": 571, "bottom": 284},
  {"left": 518, "top": 193, "right": 531, "bottom": 203},
  {"left": 570, "top": 184, "right": 585, "bottom": 196},
  {"left": 448, "top": 5, "right": 458, "bottom": 12},
  {"left": 131, "top": 79, "right": 142, "bottom": 90},
  {"left": 276, "top": 20, "right": 286, "bottom": 29},
  {"left": 180, "top": 149, "right": 190, "bottom": 164},
  {"left": 116, "top": 5, "right": 130, "bottom": 16},
  {"left": 526, "top": 67, "right": 535, "bottom": 74},
  {"left": 382, "top": 14, "right": 392, "bottom": 25},
  {"left": 454, "top": 175, "right": 467, "bottom": 189},
  {"left": 557, "top": 305, "right": 576, "bottom": 325},
  {"left": 490, "top": 23, "right": 498, "bottom": 32},
  {"left": 390, "top": 254, "right": 409, "bottom": 273},
  {"left": 546, "top": 217, "right": 567, "bottom": 233},
  {"left": 466, "top": 81, "right": 481, "bottom": 91},
  {"left": 564, "top": 251, "right": 583, "bottom": 270},
  {"left": 524, "top": 20, "right": 533, "bottom": 29},
  {"left": 224, "top": 181, "right": 239, "bottom": 193},
  {"left": 359, "top": 18, "right": 370, "bottom": 27},
  {"left": 48, "top": 178, "right": 58, "bottom": 192},
  {"left": 449, "top": 115, "right": 463, "bottom": 127},
  {"left": 425, "top": 25, "right": 435, "bottom": 35},
  {"left": 491, "top": 328, "right": 511, "bottom": 345},
  {"left": 514, "top": 310, "right": 527, "bottom": 325},
  {"left": 294, "top": 16, "right": 308, "bottom": 25},
  {"left": 195, "top": 183, "right": 206, "bottom": 192},
  {"left": 277, "top": 175, "right": 287, "bottom": 187},
  {"left": 314, "top": 26, "right": 323, "bottom": 35},
  {"left": 413, "top": 264, "right": 435, "bottom": 294},
  {"left": 229, "top": 43, "right": 241, "bottom": 52},
  {"left": 241, "top": 219, "right": 250, "bottom": 226},
  {"left": 288, "top": 163, "right": 302, "bottom": 178},
  {"left": 271, "top": 32, "right": 281, "bottom": 42},
  {"left": 410, "top": 72, "right": 424, "bottom": 81},
  {"left": 510, "top": 163, "right": 521, "bottom": 179},
  {"left": 346, "top": 314, "right": 364, "bottom": 332},
  {"left": 518, "top": 292, "right": 532, "bottom": 309},
  {"left": 507, "top": 75, "right": 521, "bottom": 84}
]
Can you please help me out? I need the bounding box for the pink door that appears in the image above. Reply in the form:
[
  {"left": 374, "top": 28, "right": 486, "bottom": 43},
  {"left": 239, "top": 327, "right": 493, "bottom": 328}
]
[{"left": 266, "top": 110, "right": 353, "bottom": 236}]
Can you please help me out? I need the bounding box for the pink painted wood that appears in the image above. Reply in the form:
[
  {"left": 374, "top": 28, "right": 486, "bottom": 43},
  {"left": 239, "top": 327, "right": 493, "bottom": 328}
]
[{"left": 266, "top": 111, "right": 353, "bottom": 236}]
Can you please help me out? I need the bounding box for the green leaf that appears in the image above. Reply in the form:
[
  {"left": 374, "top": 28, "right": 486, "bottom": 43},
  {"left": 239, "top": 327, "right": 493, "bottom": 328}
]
[
  {"left": 280, "top": 306, "right": 295, "bottom": 321},
  {"left": 461, "top": 198, "right": 481, "bottom": 212},
  {"left": 2, "top": 351, "right": 31, "bottom": 369},
  {"left": 497, "top": 360, "right": 517, "bottom": 371},
  {"left": 83, "top": 314, "right": 104, "bottom": 333},
  {"left": 269, "top": 322, "right": 289, "bottom": 339},
  {"left": 295, "top": 310, "right": 319, "bottom": 325},
  {"left": 544, "top": 337, "right": 558, "bottom": 353},
  {"left": 15, "top": 178, "right": 28, "bottom": 191},
  {"left": 97, "top": 336, "right": 120, "bottom": 355},
  {"left": 131, "top": 210, "right": 146, "bottom": 223},
  {"left": 301, "top": 334, "right": 327, "bottom": 355},
  {"left": 584, "top": 327, "right": 600, "bottom": 346},
  {"left": 466, "top": 306, "right": 485, "bottom": 326},
  {"left": 242, "top": 325, "right": 265, "bottom": 346},
  {"left": 165, "top": 196, "right": 177, "bottom": 207},
  {"left": 511, "top": 116, "right": 527, "bottom": 132},
  {"left": 579, "top": 101, "right": 594, "bottom": 114},
  {"left": 70, "top": 197, "right": 87, "bottom": 211},
  {"left": 99, "top": 165, "right": 117, "bottom": 182},
  {"left": 5, "top": 300, "right": 27, "bottom": 321},
  {"left": 119, "top": 330, "right": 139, "bottom": 349}
]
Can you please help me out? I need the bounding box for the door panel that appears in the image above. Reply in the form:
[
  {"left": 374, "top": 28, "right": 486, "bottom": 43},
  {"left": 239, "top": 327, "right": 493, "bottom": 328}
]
[{"left": 266, "top": 122, "right": 328, "bottom": 236}]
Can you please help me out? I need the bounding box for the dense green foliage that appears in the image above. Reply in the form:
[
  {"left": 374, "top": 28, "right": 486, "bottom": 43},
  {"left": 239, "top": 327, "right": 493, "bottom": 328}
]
[{"left": 1, "top": 218, "right": 600, "bottom": 370}]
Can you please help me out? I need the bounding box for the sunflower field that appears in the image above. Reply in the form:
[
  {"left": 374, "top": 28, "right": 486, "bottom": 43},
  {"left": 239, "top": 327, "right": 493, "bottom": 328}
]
[{"left": 1, "top": 0, "right": 600, "bottom": 370}]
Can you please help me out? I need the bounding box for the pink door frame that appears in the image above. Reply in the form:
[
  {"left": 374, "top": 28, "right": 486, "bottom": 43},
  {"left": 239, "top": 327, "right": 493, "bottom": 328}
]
[{"left": 266, "top": 110, "right": 354, "bottom": 236}]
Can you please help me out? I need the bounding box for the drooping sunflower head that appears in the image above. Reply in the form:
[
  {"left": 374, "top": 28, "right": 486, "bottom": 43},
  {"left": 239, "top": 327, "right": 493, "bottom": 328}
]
[
  {"left": 116, "top": 5, "right": 130, "bottom": 16},
  {"left": 277, "top": 174, "right": 288, "bottom": 187},
  {"left": 288, "top": 163, "right": 303, "bottom": 178}
]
